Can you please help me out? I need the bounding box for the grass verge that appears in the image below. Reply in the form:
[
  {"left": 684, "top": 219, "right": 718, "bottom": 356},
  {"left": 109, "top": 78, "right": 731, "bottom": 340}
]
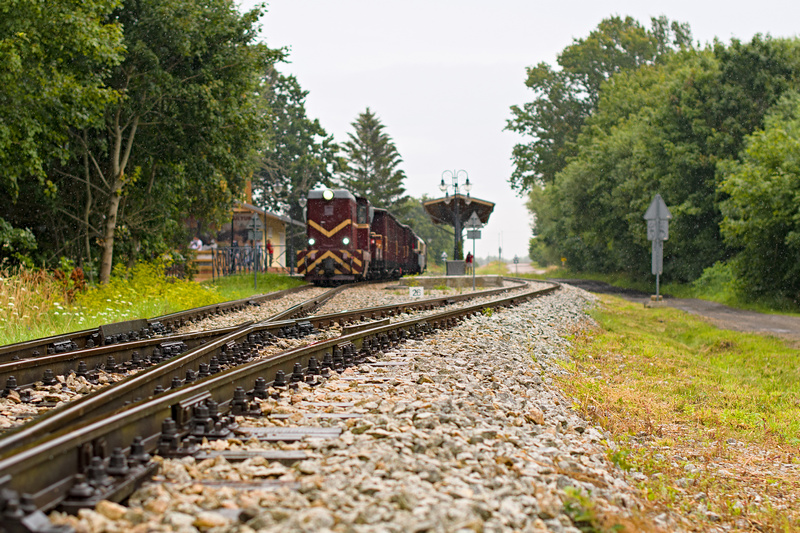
[
  {"left": 0, "top": 265, "right": 305, "bottom": 347},
  {"left": 201, "top": 272, "right": 305, "bottom": 301},
  {"left": 525, "top": 266, "right": 800, "bottom": 316},
  {"left": 557, "top": 294, "right": 800, "bottom": 531}
]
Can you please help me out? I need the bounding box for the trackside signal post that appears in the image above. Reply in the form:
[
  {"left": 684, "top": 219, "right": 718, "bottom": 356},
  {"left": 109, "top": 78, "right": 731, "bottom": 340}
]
[
  {"left": 466, "top": 211, "right": 482, "bottom": 290},
  {"left": 644, "top": 194, "right": 672, "bottom": 301}
]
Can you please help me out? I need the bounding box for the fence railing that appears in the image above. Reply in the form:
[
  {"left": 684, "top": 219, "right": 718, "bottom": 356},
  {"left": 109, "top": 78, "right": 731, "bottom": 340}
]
[{"left": 207, "top": 246, "right": 288, "bottom": 280}]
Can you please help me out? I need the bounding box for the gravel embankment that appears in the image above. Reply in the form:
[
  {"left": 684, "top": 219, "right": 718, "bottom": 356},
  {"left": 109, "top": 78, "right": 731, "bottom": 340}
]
[
  {"left": 50, "top": 283, "right": 678, "bottom": 533},
  {"left": 312, "top": 280, "right": 525, "bottom": 316},
  {"left": 173, "top": 288, "right": 333, "bottom": 334}
]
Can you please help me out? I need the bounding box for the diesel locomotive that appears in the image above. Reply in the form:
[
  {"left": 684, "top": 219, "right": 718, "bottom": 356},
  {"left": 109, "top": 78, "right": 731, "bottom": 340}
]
[{"left": 296, "top": 189, "right": 426, "bottom": 285}]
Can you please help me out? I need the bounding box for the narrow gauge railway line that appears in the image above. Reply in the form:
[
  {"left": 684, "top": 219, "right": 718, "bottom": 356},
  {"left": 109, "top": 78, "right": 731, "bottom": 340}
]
[
  {"left": 0, "top": 285, "right": 320, "bottom": 365},
  {"left": 0, "top": 281, "right": 529, "bottom": 446},
  {"left": 0, "top": 283, "right": 355, "bottom": 435},
  {"left": 0, "top": 284, "right": 350, "bottom": 406},
  {"left": 0, "top": 281, "right": 558, "bottom": 525}
]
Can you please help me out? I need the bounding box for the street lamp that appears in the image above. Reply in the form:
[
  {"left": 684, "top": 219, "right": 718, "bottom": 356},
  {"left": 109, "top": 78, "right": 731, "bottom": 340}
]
[
  {"left": 439, "top": 170, "right": 472, "bottom": 260},
  {"left": 288, "top": 196, "right": 307, "bottom": 276}
]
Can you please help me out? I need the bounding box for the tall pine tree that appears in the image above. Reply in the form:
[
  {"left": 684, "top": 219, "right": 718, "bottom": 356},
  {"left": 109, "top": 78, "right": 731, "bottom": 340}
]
[{"left": 338, "top": 108, "right": 408, "bottom": 214}]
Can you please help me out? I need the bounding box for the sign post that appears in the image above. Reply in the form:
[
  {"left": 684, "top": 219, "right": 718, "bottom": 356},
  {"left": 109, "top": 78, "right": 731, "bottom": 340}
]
[
  {"left": 643, "top": 194, "right": 672, "bottom": 301},
  {"left": 466, "top": 212, "right": 482, "bottom": 290}
]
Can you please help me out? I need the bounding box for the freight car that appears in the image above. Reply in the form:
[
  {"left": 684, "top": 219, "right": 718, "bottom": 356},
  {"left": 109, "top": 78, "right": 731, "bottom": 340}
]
[{"left": 296, "top": 189, "right": 426, "bottom": 285}]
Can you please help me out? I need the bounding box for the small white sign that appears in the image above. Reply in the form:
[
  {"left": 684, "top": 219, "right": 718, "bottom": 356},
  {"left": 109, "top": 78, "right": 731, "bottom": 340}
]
[{"left": 409, "top": 287, "right": 424, "bottom": 298}]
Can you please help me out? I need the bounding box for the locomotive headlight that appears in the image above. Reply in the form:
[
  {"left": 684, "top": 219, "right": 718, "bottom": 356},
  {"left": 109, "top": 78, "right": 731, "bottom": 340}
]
[
  {"left": 308, "top": 238, "right": 316, "bottom": 246},
  {"left": 342, "top": 237, "right": 350, "bottom": 245},
  {"left": 322, "top": 189, "right": 334, "bottom": 201}
]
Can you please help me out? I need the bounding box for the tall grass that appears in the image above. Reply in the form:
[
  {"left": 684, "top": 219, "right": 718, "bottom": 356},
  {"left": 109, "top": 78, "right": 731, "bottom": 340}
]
[
  {"left": 0, "top": 268, "right": 74, "bottom": 344},
  {"left": 0, "top": 264, "right": 305, "bottom": 347}
]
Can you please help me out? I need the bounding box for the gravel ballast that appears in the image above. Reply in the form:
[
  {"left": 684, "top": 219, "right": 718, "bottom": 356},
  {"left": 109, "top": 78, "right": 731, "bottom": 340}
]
[{"left": 49, "top": 284, "right": 675, "bottom": 532}]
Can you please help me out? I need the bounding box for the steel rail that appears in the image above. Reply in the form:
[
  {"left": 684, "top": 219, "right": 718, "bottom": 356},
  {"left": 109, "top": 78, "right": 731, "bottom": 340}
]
[
  {"left": 0, "top": 280, "right": 527, "bottom": 455},
  {"left": 0, "top": 283, "right": 349, "bottom": 455},
  {"left": 0, "top": 324, "right": 248, "bottom": 392},
  {"left": 0, "top": 281, "right": 559, "bottom": 515},
  {"left": 0, "top": 284, "right": 316, "bottom": 364}
]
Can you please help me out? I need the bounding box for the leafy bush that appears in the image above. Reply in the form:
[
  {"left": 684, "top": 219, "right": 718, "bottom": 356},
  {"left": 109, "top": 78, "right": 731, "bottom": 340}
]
[
  {"left": 690, "top": 261, "right": 738, "bottom": 304},
  {"left": 71, "top": 261, "right": 221, "bottom": 324},
  {"left": 0, "top": 217, "right": 37, "bottom": 267}
]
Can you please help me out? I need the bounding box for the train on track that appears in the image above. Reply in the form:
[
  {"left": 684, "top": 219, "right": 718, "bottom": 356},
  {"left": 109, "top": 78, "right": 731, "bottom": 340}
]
[{"left": 297, "top": 189, "right": 426, "bottom": 285}]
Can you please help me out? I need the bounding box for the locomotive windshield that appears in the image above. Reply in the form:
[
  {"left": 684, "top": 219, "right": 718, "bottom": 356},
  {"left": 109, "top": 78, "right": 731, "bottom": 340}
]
[{"left": 357, "top": 205, "right": 368, "bottom": 224}]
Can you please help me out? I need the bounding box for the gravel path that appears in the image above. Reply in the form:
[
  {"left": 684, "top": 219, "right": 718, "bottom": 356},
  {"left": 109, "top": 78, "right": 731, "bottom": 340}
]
[
  {"left": 552, "top": 278, "right": 800, "bottom": 345},
  {"left": 50, "top": 283, "right": 677, "bottom": 533}
]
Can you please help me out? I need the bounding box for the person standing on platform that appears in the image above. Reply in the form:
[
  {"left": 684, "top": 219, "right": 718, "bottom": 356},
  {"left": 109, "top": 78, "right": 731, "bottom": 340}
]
[
  {"left": 266, "top": 239, "right": 274, "bottom": 267},
  {"left": 465, "top": 251, "right": 473, "bottom": 274}
]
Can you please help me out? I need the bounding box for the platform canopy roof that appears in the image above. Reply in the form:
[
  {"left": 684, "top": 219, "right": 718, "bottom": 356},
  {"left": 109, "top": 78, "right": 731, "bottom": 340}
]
[{"left": 422, "top": 194, "right": 495, "bottom": 227}]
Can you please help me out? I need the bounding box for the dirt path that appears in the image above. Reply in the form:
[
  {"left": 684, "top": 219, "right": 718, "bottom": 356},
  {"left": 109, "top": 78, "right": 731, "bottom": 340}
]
[
  {"left": 551, "top": 278, "right": 800, "bottom": 344},
  {"left": 510, "top": 261, "right": 548, "bottom": 276}
]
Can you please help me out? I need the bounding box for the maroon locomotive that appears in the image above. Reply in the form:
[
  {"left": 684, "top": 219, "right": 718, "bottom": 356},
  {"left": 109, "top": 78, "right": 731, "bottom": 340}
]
[{"left": 296, "top": 189, "right": 426, "bottom": 285}]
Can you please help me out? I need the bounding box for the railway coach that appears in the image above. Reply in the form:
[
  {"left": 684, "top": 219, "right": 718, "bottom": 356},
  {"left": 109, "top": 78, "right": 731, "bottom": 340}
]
[{"left": 296, "top": 189, "right": 426, "bottom": 285}]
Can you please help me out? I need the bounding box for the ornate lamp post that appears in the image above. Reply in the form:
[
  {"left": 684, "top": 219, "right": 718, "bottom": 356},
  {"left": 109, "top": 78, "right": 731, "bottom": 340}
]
[{"left": 439, "top": 170, "right": 472, "bottom": 259}]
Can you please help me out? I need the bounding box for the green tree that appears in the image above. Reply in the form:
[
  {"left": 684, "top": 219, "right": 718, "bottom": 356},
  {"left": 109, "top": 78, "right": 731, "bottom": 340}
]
[
  {"left": 338, "top": 108, "right": 409, "bottom": 214},
  {"left": 64, "top": 0, "right": 280, "bottom": 282},
  {"left": 0, "top": 0, "right": 123, "bottom": 199},
  {"left": 527, "top": 35, "right": 800, "bottom": 282},
  {"left": 255, "top": 68, "right": 340, "bottom": 222},
  {"left": 720, "top": 92, "right": 800, "bottom": 302},
  {"left": 397, "top": 196, "right": 453, "bottom": 267},
  {"left": 507, "top": 16, "right": 691, "bottom": 191}
]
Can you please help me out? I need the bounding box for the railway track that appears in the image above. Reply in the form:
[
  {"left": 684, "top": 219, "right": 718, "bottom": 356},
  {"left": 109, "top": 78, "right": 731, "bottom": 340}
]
[
  {"left": 0, "top": 279, "right": 557, "bottom": 527},
  {"left": 0, "top": 280, "right": 527, "bottom": 445},
  {"left": 0, "top": 285, "right": 317, "bottom": 365}
]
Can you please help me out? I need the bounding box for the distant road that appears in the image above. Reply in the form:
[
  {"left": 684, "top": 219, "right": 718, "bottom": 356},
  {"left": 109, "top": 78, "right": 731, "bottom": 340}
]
[{"left": 510, "top": 262, "right": 547, "bottom": 276}]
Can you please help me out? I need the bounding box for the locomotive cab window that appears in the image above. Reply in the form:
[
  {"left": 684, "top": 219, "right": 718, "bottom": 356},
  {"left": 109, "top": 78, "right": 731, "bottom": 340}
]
[{"left": 357, "top": 205, "right": 367, "bottom": 224}]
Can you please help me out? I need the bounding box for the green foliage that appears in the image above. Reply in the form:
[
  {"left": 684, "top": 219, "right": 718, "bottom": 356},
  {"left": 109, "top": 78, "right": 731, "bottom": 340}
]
[
  {"left": 507, "top": 16, "right": 692, "bottom": 191},
  {"left": 607, "top": 449, "right": 634, "bottom": 471},
  {"left": 0, "top": 0, "right": 124, "bottom": 198},
  {"left": 72, "top": 261, "right": 221, "bottom": 322},
  {"left": 397, "top": 195, "right": 453, "bottom": 269},
  {"left": 1, "top": 0, "right": 282, "bottom": 281},
  {"left": 690, "top": 261, "right": 739, "bottom": 304},
  {"left": 255, "top": 68, "right": 341, "bottom": 220},
  {"left": 0, "top": 217, "right": 36, "bottom": 267},
  {"left": 528, "top": 237, "right": 551, "bottom": 266},
  {"left": 338, "top": 108, "right": 409, "bottom": 215},
  {"left": 0, "top": 262, "right": 305, "bottom": 347},
  {"left": 562, "top": 487, "right": 603, "bottom": 533},
  {"left": 561, "top": 295, "right": 800, "bottom": 529},
  {"left": 720, "top": 91, "right": 800, "bottom": 303},
  {"left": 523, "top": 32, "right": 800, "bottom": 285}
]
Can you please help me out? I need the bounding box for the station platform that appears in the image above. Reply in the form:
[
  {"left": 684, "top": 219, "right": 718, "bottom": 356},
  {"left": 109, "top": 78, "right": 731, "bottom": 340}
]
[{"left": 398, "top": 275, "right": 504, "bottom": 289}]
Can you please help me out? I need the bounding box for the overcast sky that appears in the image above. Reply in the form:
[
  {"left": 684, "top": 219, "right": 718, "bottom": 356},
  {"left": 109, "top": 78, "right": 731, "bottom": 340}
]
[{"left": 239, "top": 0, "right": 800, "bottom": 261}]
